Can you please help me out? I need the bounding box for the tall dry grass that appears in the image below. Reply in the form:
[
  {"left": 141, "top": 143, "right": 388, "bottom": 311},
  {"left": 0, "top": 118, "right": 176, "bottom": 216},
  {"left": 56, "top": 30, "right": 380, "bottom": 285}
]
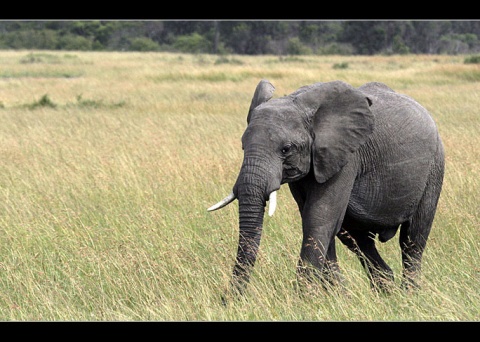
[{"left": 0, "top": 51, "right": 478, "bottom": 320}]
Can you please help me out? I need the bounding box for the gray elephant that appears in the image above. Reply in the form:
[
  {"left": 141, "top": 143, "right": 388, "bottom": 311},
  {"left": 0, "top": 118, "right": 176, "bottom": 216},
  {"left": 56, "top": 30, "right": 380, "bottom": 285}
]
[{"left": 208, "top": 79, "right": 445, "bottom": 298}]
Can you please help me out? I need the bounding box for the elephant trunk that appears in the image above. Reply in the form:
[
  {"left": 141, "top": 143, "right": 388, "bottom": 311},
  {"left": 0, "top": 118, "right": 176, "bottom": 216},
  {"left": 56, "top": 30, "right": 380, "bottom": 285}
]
[
  {"left": 231, "top": 196, "right": 265, "bottom": 295},
  {"left": 229, "top": 156, "right": 279, "bottom": 295}
]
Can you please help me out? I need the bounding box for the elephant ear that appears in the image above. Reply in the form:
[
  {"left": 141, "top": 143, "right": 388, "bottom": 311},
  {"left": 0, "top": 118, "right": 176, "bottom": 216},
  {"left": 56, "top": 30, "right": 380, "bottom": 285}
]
[
  {"left": 247, "top": 79, "right": 275, "bottom": 124},
  {"left": 294, "top": 80, "right": 374, "bottom": 183}
]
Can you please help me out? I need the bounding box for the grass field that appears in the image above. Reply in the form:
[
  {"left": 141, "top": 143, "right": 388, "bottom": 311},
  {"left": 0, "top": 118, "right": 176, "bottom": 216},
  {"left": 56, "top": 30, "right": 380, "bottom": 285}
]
[{"left": 0, "top": 50, "right": 478, "bottom": 321}]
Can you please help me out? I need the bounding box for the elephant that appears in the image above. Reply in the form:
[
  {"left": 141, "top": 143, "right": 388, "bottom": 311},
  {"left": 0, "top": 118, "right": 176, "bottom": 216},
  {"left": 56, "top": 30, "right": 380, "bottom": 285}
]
[{"left": 208, "top": 79, "right": 445, "bottom": 298}]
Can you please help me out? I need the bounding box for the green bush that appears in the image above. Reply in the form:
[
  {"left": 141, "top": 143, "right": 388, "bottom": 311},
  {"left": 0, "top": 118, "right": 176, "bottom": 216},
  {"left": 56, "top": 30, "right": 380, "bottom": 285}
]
[
  {"left": 316, "top": 43, "right": 354, "bottom": 55},
  {"left": 1, "top": 29, "right": 58, "bottom": 50},
  {"left": 464, "top": 55, "right": 480, "bottom": 64},
  {"left": 286, "top": 37, "right": 312, "bottom": 55},
  {"left": 392, "top": 35, "right": 410, "bottom": 54},
  {"left": 172, "top": 33, "right": 212, "bottom": 53},
  {"left": 128, "top": 37, "right": 160, "bottom": 51},
  {"left": 74, "top": 94, "right": 126, "bottom": 109},
  {"left": 332, "top": 62, "right": 349, "bottom": 69},
  {"left": 57, "top": 34, "right": 93, "bottom": 51},
  {"left": 26, "top": 94, "right": 57, "bottom": 109}
]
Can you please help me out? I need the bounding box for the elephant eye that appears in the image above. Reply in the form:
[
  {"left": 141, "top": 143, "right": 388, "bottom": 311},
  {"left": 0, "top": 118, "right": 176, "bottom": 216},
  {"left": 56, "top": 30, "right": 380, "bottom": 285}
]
[{"left": 281, "top": 144, "right": 292, "bottom": 154}]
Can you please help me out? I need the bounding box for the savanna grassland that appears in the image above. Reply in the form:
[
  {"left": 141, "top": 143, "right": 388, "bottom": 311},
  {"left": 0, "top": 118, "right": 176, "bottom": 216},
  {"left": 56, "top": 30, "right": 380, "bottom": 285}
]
[{"left": 0, "top": 50, "right": 479, "bottom": 321}]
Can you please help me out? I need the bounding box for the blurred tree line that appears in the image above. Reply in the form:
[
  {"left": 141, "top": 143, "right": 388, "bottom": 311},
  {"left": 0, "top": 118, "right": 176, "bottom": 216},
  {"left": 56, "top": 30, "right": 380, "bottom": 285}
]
[{"left": 1, "top": 20, "right": 480, "bottom": 55}]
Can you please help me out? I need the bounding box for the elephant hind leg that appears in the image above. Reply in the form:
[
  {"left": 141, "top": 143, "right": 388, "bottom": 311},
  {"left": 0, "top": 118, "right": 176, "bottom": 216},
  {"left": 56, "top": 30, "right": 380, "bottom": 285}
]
[
  {"left": 338, "top": 228, "right": 394, "bottom": 291},
  {"left": 400, "top": 157, "right": 444, "bottom": 290},
  {"left": 400, "top": 218, "right": 431, "bottom": 290},
  {"left": 399, "top": 220, "right": 423, "bottom": 290},
  {"left": 400, "top": 200, "right": 440, "bottom": 289}
]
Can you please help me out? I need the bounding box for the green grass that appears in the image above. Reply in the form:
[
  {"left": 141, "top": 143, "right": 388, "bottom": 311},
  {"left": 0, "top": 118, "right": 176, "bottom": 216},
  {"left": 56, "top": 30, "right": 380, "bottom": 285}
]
[{"left": 0, "top": 51, "right": 478, "bottom": 320}]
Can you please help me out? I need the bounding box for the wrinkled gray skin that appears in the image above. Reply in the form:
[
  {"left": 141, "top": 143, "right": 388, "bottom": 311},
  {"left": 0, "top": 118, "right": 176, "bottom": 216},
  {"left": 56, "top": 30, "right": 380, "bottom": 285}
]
[{"left": 209, "top": 79, "right": 444, "bottom": 298}]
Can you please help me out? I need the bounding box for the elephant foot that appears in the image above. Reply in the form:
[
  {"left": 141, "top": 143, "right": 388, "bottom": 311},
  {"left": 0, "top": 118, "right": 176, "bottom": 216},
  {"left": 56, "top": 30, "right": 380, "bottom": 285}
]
[
  {"left": 369, "top": 270, "right": 396, "bottom": 294},
  {"left": 295, "top": 261, "right": 346, "bottom": 296},
  {"left": 370, "top": 278, "right": 396, "bottom": 294},
  {"left": 220, "top": 289, "right": 241, "bottom": 306},
  {"left": 294, "top": 275, "right": 327, "bottom": 298},
  {"left": 400, "top": 268, "right": 422, "bottom": 292},
  {"left": 220, "top": 277, "right": 251, "bottom": 305},
  {"left": 400, "top": 276, "right": 421, "bottom": 292}
]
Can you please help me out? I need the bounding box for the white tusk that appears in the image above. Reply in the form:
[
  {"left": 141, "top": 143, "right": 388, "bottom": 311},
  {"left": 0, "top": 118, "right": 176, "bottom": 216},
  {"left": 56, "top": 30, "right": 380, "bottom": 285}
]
[
  {"left": 207, "top": 192, "right": 236, "bottom": 212},
  {"left": 268, "top": 191, "right": 277, "bottom": 217}
]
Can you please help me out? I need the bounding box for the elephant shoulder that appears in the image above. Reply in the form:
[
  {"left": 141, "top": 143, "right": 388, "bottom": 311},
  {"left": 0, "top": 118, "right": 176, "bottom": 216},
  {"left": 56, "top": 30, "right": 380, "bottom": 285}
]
[
  {"left": 357, "top": 82, "right": 403, "bottom": 110},
  {"left": 358, "top": 82, "right": 395, "bottom": 95}
]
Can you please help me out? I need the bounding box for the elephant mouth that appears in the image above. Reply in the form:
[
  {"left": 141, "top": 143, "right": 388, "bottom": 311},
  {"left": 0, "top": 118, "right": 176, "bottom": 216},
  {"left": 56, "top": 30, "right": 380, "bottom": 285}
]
[{"left": 282, "top": 167, "right": 305, "bottom": 183}]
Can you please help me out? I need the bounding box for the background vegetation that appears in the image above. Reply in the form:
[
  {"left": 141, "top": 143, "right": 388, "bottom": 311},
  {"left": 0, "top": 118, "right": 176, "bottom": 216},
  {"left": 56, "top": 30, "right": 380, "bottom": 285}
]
[
  {"left": 0, "top": 51, "right": 478, "bottom": 320},
  {"left": 1, "top": 20, "right": 480, "bottom": 55}
]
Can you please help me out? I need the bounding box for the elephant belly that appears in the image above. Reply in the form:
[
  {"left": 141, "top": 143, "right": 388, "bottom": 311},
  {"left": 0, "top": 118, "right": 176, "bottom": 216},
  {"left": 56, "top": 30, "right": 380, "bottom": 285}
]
[{"left": 347, "top": 157, "right": 431, "bottom": 229}]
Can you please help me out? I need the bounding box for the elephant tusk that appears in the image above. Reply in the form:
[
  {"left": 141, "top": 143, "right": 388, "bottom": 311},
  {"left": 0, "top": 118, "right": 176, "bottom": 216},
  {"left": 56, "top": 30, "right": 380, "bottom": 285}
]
[
  {"left": 207, "top": 192, "right": 236, "bottom": 212},
  {"left": 268, "top": 191, "right": 277, "bottom": 217}
]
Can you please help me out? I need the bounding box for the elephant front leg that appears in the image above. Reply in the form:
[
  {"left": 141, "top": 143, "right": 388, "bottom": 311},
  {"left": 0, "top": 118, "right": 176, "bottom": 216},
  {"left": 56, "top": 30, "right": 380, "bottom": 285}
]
[
  {"left": 293, "top": 164, "right": 357, "bottom": 294},
  {"left": 296, "top": 228, "right": 346, "bottom": 296},
  {"left": 296, "top": 236, "right": 344, "bottom": 291}
]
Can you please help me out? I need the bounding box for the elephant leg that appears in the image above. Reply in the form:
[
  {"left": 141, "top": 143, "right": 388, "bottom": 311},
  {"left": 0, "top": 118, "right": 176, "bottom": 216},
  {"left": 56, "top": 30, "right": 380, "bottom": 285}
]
[
  {"left": 337, "top": 228, "right": 394, "bottom": 291},
  {"left": 292, "top": 192, "right": 346, "bottom": 293},
  {"left": 294, "top": 166, "right": 356, "bottom": 292},
  {"left": 399, "top": 220, "right": 423, "bottom": 290},
  {"left": 400, "top": 158, "right": 444, "bottom": 290},
  {"left": 290, "top": 182, "right": 342, "bottom": 285},
  {"left": 399, "top": 201, "right": 436, "bottom": 290},
  {"left": 296, "top": 235, "right": 338, "bottom": 293},
  {"left": 290, "top": 182, "right": 341, "bottom": 291},
  {"left": 322, "top": 240, "right": 345, "bottom": 287}
]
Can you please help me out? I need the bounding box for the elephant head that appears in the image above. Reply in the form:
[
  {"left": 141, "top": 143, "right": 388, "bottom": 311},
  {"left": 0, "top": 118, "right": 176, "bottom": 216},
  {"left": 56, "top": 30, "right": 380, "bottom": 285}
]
[{"left": 208, "top": 79, "right": 374, "bottom": 296}]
